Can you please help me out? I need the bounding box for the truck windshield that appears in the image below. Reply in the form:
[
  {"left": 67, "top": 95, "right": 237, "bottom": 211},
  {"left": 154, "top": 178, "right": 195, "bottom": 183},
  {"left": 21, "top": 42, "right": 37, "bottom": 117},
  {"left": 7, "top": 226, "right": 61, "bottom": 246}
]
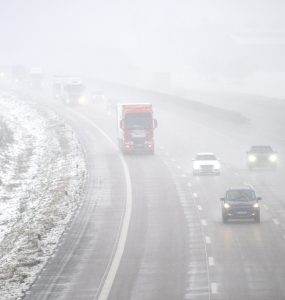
[
  {"left": 124, "top": 112, "right": 152, "bottom": 129},
  {"left": 66, "top": 84, "right": 84, "bottom": 93}
]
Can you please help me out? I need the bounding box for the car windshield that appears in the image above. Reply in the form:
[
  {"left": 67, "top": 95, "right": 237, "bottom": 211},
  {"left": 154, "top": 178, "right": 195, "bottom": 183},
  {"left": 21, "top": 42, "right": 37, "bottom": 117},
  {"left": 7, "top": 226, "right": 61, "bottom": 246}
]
[
  {"left": 124, "top": 112, "right": 152, "bottom": 129},
  {"left": 250, "top": 145, "right": 273, "bottom": 153},
  {"left": 226, "top": 190, "right": 256, "bottom": 202},
  {"left": 196, "top": 154, "right": 216, "bottom": 160}
]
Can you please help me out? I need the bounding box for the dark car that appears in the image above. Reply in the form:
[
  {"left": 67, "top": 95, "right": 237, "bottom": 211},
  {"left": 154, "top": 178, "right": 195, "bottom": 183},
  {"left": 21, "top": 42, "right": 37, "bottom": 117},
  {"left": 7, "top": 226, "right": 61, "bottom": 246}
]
[
  {"left": 247, "top": 145, "right": 278, "bottom": 169},
  {"left": 221, "top": 187, "right": 262, "bottom": 223}
]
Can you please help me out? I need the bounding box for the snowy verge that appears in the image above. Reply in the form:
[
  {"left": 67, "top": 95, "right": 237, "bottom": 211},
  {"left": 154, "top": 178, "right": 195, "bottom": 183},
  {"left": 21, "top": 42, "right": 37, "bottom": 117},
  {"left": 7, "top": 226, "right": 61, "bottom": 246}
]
[{"left": 0, "top": 92, "right": 86, "bottom": 299}]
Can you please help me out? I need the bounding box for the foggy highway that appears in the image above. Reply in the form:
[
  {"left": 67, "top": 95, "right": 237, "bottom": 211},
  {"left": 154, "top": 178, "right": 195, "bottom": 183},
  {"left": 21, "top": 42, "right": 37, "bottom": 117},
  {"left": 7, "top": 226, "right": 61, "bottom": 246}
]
[
  {"left": 1, "top": 1, "right": 285, "bottom": 299},
  {"left": 23, "top": 86, "right": 285, "bottom": 300}
]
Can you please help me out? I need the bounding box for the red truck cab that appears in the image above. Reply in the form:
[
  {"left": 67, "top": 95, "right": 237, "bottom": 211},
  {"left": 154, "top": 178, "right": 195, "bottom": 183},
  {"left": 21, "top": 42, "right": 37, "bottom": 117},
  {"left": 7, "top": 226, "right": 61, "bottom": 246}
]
[{"left": 117, "top": 103, "right": 157, "bottom": 154}]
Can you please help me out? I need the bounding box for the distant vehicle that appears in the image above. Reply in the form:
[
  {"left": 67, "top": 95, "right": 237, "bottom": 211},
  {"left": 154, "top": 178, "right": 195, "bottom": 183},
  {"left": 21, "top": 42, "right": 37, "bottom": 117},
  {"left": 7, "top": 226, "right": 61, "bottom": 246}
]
[
  {"left": 117, "top": 103, "right": 157, "bottom": 154},
  {"left": 220, "top": 187, "right": 262, "bottom": 223},
  {"left": 91, "top": 90, "right": 106, "bottom": 102},
  {"left": 53, "top": 77, "right": 86, "bottom": 105},
  {"left": 247, "top": 145, "right": 278, "bottom": 169},
  {"left": 192, "top": 152, "right": 220, "bottom": 175}
]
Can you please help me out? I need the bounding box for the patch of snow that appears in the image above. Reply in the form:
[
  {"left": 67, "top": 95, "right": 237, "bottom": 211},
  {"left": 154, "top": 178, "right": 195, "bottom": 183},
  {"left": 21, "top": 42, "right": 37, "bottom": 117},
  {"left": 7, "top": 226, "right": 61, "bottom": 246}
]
[{"left": 0, "top": 92, "right": 86, "bottom": 299}]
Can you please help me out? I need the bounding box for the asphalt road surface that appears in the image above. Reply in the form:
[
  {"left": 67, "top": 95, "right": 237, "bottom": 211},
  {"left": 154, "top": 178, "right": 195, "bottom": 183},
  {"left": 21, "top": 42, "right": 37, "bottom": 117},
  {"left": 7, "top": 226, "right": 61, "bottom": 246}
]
[{"left": 25, "top": 87, "right": 285, "bottom": 300}]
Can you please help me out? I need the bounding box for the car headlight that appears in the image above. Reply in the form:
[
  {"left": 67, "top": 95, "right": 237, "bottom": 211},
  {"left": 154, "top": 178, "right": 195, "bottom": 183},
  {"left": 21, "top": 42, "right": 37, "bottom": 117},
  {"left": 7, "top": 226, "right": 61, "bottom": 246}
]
[
  {"left": 224, "top": 203, "right": 230, "bottom": 209},
  {"left": 253, "top": 203, "right": 259, "bottom": 208},
  {"left": 269, "top": 154, "right": 277, "bottom": 162},
  {"left": 248, "top": 155, "right": 257, "bottom": 162}
]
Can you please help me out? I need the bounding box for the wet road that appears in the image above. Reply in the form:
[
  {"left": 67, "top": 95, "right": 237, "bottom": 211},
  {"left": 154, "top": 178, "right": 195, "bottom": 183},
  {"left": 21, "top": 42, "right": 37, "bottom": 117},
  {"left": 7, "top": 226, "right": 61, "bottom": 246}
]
[{"left": 25, "top": 87, "right": 285, "bottom": 300}]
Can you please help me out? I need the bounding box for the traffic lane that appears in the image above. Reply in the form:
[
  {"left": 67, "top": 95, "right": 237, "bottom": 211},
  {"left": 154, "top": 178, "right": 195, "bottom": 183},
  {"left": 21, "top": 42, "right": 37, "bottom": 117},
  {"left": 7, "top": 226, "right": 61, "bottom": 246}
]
[
  {"left": 25, "top": 107, "right": 127, "bottom": 300},
  {"left": 189, "top": 170, "right": 285, "bottom": 300},
  {"left": 80, "top": 102, "right": 212, "bottom": 299},
  {"left": 61, "top": 103, "right": 192, "bottom": 299},
  {"left": 211, "top": 219, "right": 285, "bottom": 300},
  {"left": 244, "top": 168, "right": 285, "bottom": 227},
  {"left": 99, "top": 89, "right": 285, "bottom": 300},
  {"left": 178, "top": 144, "right": 285, "bottom": 299},
  {"left": 155, "top": 104, "right": 285, "bottom": 299},
  {"left": 108, "top": 155, "right": 189, "bottom": 300},
  {"left": 73, "top": 91, "right": 285, "bottom": 299},
  {"left": 155, "top": 99, "right": 285, "bottom": 201}
]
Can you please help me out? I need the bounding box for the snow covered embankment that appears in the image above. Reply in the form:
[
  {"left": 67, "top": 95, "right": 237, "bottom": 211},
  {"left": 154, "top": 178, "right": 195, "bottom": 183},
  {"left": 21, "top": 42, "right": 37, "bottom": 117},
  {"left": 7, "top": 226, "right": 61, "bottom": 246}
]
[{"left": 0, "top": 93, "right": 86, "bottom": 299}]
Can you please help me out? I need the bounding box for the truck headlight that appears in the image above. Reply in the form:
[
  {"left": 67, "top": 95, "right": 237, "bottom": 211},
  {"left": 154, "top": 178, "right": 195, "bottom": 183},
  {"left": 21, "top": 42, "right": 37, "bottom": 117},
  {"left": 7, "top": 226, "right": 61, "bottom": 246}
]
[
  {"left": 269, "top": 154, "right": 277, "bottom": 162},
  {"left": 224, "top": 203, "right": 230, "bottom": 209},
  {"left": 253, "top": 203, "right": 259, "bottom": 208},
  {"left": 79, "top": 96, "right": 87, "bottom": 104},
  {"left": 248, "top": 155, "right": 257, "bottom": 162}
]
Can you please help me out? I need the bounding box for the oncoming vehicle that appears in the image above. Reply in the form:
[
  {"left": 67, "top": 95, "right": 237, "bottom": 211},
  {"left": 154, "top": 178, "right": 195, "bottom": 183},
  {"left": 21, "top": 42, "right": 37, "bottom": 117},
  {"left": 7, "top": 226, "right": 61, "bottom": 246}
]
[
  {"left": 53, "top": 76, "right": 87, "bottom": 105},
  {"left": 192, "top": 152, "right": 220, "bottom": 175},
  {"left": 63, "top": 78, "right": 86, "bottom": 105},
  {"left": 247, "top": 145, "right": 278, "bottom": 170},
  {"left": 117, "top": 103, "right": 157, "bottom": 154},
  {"left": 91, "top": 90, "right": 106, "bottom": 102},
  {"left": 220, "top": 187, "right": 262, "bottom": 223}
]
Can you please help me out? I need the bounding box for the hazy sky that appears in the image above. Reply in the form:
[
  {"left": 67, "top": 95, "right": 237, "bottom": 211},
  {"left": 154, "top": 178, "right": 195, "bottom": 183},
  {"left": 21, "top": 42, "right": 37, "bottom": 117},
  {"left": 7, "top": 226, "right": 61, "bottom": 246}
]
[{"left": 1, "top": 0, "right": 285, "bottom": 78}]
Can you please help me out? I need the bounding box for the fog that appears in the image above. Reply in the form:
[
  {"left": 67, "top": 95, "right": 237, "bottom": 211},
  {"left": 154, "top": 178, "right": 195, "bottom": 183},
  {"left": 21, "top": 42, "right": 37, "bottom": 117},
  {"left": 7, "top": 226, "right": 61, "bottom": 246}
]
[{"left": 1, "top": 0, "right": 285, "bottom": 96}]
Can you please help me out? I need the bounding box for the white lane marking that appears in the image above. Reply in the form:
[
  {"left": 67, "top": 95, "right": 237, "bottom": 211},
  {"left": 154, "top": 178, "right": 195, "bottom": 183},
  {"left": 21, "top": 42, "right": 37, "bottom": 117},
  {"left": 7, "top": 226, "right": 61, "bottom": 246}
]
[
  {"left": 197, "top": 205, "right": 203, "bottom": 211},
  {"left": 98, "top": 147, "right": 132, "bottom": 298},
  {"left": 71, "top": 111, "right": 133, "bottom": 300},
  {"left": 184, "top": 291, "right": 209, "bottom": 298},
  {"left": 208, "top": 257, "right": 215, "bottom": 266},
  {"left": 193, "top": 192, "right": 198, "bottom": 198},
  {"left": 273, "top": 218, "right": 280, "bottom": 225},
  {"left": 181, "top": 173, "right": 187, "bottom": 178},
  {"left": 211, "top": 282, "right": 218, "bottom": 294},
  {"left": 171, "top": 158, "right": 177, "bottom": 163},
  {"left": 187, "top": 270, "right": 208, "bottom": 275},
  {"left": 205, "top": 236, "right": 211, "bottom": 244},
  {"left": 187, "top": 182, "right": 192, "bottom": 188},
  {"left": 177, "top": 165, "right": 182, "bottom": 169},
  {"left": 201, "top": 219, "right": 207, "bottom": 226}
]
